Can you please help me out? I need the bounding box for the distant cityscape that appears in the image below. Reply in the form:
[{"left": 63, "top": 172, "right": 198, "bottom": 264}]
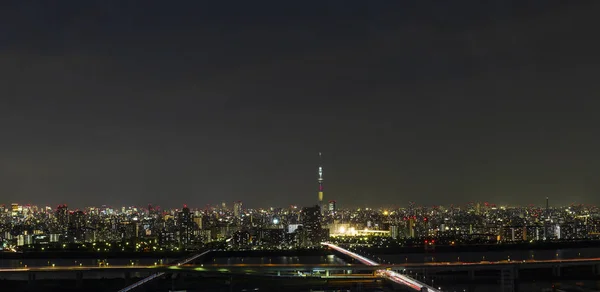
[{"left": 2, "top": 200, "right": 599, "bottom": 253}]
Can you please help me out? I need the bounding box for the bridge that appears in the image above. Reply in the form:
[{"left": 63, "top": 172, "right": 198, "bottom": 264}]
[
  {"left": 322, "top": 242, "right": 441, "bottom": 292},
  {"left": 2, "top": 258, "right": 599, "bottom": 274},
  {"left": 116, "top": 249, "right": 213, "bottom": 292},
  {"left": 2, "top": 247, "right": 600, "bottom": 291},
  {"left": 112, "top": 242, "right": 442, "bottom": 291},
  {"left": 109, "top": 242, "right": 442, "bottom": 292}
]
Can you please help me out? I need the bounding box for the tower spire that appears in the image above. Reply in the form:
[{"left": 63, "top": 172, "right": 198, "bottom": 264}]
[{"left": 318, "top": 152, "right": 324, "bottom": 214}]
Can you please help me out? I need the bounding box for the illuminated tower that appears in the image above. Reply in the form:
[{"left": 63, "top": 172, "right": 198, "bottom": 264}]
[{"left": 318, "top": 152, "right": 324, "bottom": 214}]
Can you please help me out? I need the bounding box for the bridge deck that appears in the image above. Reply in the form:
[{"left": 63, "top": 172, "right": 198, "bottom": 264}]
[{"left": 322, "top": 242, "right": 442, "bottom": 292}]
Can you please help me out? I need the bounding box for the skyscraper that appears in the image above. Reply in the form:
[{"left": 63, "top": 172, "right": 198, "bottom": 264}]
[
  {"left": 56, "top": 204, "right": 69, "bottom": 235},
  {"left": 317, "top": 152, "right": 324, "bottom": 214},
  {"left": 68, "top": 210, "right": 86, "bottom": 242},
  {"left": 328, "top": 200, "right": 336, "bottom": 212},
  {"left": 233, "top": 201, "right": 243, "bottom": 218},
  {"left": 408, "top": 217, "right": 416, "bottom": 238},
  {"left": 11, "top": 203, "right": 20, "bottom": 217},
  {"left": 301, "top": 205, "right": 324, "bottom": 246},
  {"left": 178, "top": 205, "right": 194, "bottom": 247}
]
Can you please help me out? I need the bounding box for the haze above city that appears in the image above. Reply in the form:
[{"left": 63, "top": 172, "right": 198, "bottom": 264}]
[{"left": 2, "top": 1, "right": 600, "bottom": 208}]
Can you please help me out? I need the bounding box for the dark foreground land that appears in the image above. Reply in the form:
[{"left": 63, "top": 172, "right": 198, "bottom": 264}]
[{"left": 0, "top": 275, "right": 390, "bottom": 292}]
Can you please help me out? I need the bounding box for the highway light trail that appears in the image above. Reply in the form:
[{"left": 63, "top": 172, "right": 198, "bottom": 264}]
[
  {"left": 322, "top": 242, "right": 441, "bottom": 292},
  {"left": 116, "top": 249, "right": 213, "bottom": 292}
]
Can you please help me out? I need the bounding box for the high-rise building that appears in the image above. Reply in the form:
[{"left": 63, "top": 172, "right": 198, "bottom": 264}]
[
  {"left": 11, "top": 203, "right": 21, "bottom": 217},
  {"left": 407, "top": 217, "right": 416, "bottom": 238},
  {"left": 68, "top": 210, "right": 86, "bottom": 242},
  {"left": 233, "top": 201, "right": 243, "bottom": 218},
  {"left": 56, "top": 205, "right": 69, "bottom": 235},
  {"left": 178, "top": 205, "right": 194, "bottom": 247},
  {"left": 390, "top": 225, "right": 400, "bottom": 239},
  {"left": 193, "top": 216, "right": 203, "bottom": 230},
  {"left": 257, "top": 228, "right": 285, "bottom": 247},
  {"left": 301, "top": 205, "right": 324, "bottom": 246},
  {"left": 328, "top": 200, "right": 336, "bottom": 212},
  {"left": 317, "top": 152, "right": 324, "bottom": 214}
]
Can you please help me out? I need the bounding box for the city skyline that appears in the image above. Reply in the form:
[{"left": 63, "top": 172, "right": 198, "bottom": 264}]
[
  {"left": 0, "top": 198, "right": 593, "bottom": 211},
  {"left": 3, "top": 197, "right": 598, "bottom": 249},
  {"left": 3, "top": 2, "right": 600, "bottom": 291},
  {"left": 2, "top": 1, "right": 600, "bottom": 207}
]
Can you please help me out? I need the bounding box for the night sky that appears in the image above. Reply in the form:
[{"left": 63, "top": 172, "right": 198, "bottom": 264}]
[{"left": 2, "top": 1, "right": 600, "bottom": 208}]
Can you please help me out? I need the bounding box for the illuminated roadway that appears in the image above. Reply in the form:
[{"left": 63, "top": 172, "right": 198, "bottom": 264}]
[
  {"left": 2, "top": 251, "right": 600, "bottom": 291},
  {"left": 322, "top": 242, "right": 442, "bottom": 292},
  {"left": 0, "top": 264, "right": 383, "bottom": 273},
  {"left": 116, "top": 249, "right": 213, "bottom": 292},
  {"left": 2, "top": 257, "right": 600, "bottom": 273}
]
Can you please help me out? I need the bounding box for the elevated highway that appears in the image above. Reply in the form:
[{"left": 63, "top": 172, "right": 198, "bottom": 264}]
[
  {"left": 116, "top": 249, "right": 212, "bottom": 292},
  {"left": 2, "top": 248, "right": 600, "bottom": 291},
  {"left": 2, "top": 257, "right": 600, "bottom": 274},
  {"left": 322, "top": 242, "right": 441, "bottom": 292}
]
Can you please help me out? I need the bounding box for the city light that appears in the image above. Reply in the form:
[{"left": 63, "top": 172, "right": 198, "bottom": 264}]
[
  {"left": 1, "top": 3, "right": 595, "bottom": 292},
  {"left": 2, "top": 200, "right": 599, "bottom": 292}
]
